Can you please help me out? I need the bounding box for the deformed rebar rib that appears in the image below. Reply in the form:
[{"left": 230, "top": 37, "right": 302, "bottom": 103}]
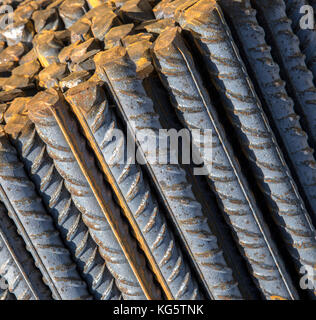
[
  {"left": 0, "top": 202, "right": 51, "bottom": 300},
  {"left": 250, "top": 0, "right": 316, "bottom": 148},
  {"left": 217, "top": 0, "right": 316, "bottom": 224},
  {"left": 65, "top": 80, "right": 202, "bottom": 300},
  {"left": 95, "top": 46, "right": 243, "bottom": 300},
  {"left": 177, "top": 0, "right": 316, "bottom": 298},
  {"left": 0, "top": 128, "right": 91, "bottom": 300},
  {"left": 153, "top": 26, "right": 298, "bottom": 300},
  {"left": 0, "top": 285, "right": 15, "bottom": 300},
  {"left": 9, "top": 114, "right": 121, "bottom": 300},
  {"left": 283, "top": 0, "right": 316, "bottom": 83},
  {"left": 27, "top": 89, "right": 161, "bottom": 300}
]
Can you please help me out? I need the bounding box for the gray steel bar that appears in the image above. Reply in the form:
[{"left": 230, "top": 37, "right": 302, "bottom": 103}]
[
  {"left": 152, "top": 26, "right": 298, "bottom": 300},
  {"left": 177, "top": 0, "right": 316, "bottom": 298},
  {"left": 95, "top": 45, "right": 242, "bottom": 300},
  {"left": 0, "top": 202, "right": 51, "bottom": 300},
  {"left": 0, "top": 128, "right": 91, "bottom": 300}
]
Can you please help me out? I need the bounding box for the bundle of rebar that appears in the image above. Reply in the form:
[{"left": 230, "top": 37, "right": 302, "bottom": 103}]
[{"left": 0, "top": 0, "right": 315, "bottom": 300}]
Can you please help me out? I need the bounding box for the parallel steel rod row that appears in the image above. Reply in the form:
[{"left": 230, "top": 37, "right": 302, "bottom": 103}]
[
  {"left": 251, "top": 0, "right": 316, "bottom": 148},
  {"left": 177, "top": 0, "right": 316, "bottom": 298},
  {"left": 11, "top": 118, "right": 121, "bottom": 300},
  {"left": 153, "top": 26, "right": 297, "bottom": 300},
  {"left": 0, "top": 202, "right": 51, "bottom": 300},
  {"left": 217, "top": 0, "right": 316, "bottom": 225},
  {"left": 0, "top": 129, "right": 91, "bottom": 300},
  {"left": 27, "top": 89, "right": 161, "bottom": 300},
  {"left": 94, "top": 44, "right": 243, "bottom": 300},
  {"left": 65, "top": 79, "right": 204, "bottom": 300}
]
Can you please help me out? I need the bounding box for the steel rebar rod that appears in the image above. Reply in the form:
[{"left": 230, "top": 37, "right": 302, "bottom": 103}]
[
  {"left": 217, "top": 0, "right": 316, "bottom": 225},
  {"left": 7, "top": 109, "right": 121, "bottom": 300},
  {"left": 0, "top": 202, "right": 51, "bottom": 300},
  {"left": 0, "top": 128, "right": 91, "bottom": 300},
  {"left": 177, "top": 0, "right": 316, "bottom": 298},
  {"left": 65, "top": 79, "right": 204, "bottom": 300},
  {"left": 251, "top": 0, "right": 316, "bottom": 148},
  {"left": 95, "top": 46, "right": 244, "bottom": 300},
  {"left": 152, "top": 26, "right": 298, "bottom": 300},
  {"left": 27, "top": 88, "right": 161, "bottom": 300},
  {"left": 283, "top": 0, "right": 316, "bottom": 84}
]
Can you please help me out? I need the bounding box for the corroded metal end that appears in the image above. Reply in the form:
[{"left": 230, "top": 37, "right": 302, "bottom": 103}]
[
  {"left": 119, "top": 0, "right": 155, "bottom": 24},
  {"left": 38, "top": 63, "right": 68, "bottom": 89},
  {"left": 33, "top": 31, "right": 63, "bottom": 67}
]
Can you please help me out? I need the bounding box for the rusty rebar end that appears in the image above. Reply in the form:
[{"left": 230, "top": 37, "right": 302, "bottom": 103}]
[
  {"left": 94, "top": 45, "right": 127, "bottom": 67},
  {"left": 4, "top": 97, "right": 31, "bottom": 139},
  {"left": 153, "top": 25, "right": 180, "bottom": 53},
  {"left": 175, "top": 0, "right": 216, "bottom": 26},
  {"left": 64, "top": 79, "right": 104, "bottom": 113},
  {"left": 27, "top": 88, "right": 60, "bottom": 121}
]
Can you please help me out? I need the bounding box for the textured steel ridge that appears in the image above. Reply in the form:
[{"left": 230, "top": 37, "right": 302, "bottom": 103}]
[
  {"left": 94, "top": 46, "right": 242, "bottom": 301},
  {"left": 217, "top": 0, "right": 316, "bottom": 225},
  {"left": 251, "top": 0, "right": 316, "bottom": 149},
  {"left": 65, "top": 80, "right": 203, "bottom": 300},
  {"left": 153, "top": 26, "right": 298, "bottom": 300},
  {"left": 27, "top": 89, "right": 161, "bottom": 300},
  {"left": 0, "top": 202, "right": 51, "bottom": 300},
  {"left": 176, "top": 0, "right": 316, "bottom": 298},
  {"left": 0, "top": 128, "right": 91, "bottom": 300},
  {"left": 10, "top": 116, "right": 121, "bottom": 300},
  {"left": 283, "top": 0, "right": 316, "bottom": 84},
  {"left": 2, "top": 0, "right": 316, "bottom": 300},
  {"left": 0, "top": 286, "right": 15, "bottom": 300}
]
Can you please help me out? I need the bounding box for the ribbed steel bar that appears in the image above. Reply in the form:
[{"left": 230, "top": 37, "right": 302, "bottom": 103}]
[
  {"left": 217, "top": 0, "right": 316, "bottom": 225},
  {"left": 0, "top": 202, "right": 51, "bottom": 300},
  {"left": 0, "top": 128, "right": 91, "bottom": 300},
  {"left": 283, "top": 0, "right": 316, "bottom": 83},
  {"left": 95, "top": 46, "right": 243, "bottom": 300},
  {"left": 0, "top": 286, "right": 15, "bottom": 300},
  {"left": 250, "top": 0, "right": 316, "bottom": 148},
  {"left": 177, "top": 0, "right": 316, "bottom": 298},
  {"left": 65, "top": 80, "right": 203, "bottom": 300},
  {"left": 27, "top": 88, "right": 161, "bottom": 300},
  {"left": 9, "top": 115, "right": 121, "bottom": 300},
  {"left": 153, "top": 26, "right": 298, "bottom": 300}
]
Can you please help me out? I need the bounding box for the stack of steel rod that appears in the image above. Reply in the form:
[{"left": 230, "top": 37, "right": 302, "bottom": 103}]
[{"left": 0, "top": 0, "right": 315, "bottom": 300}]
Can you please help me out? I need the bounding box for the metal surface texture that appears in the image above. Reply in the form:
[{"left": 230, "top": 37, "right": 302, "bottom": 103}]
[
  {"left": 10, "top": 116, "right": 121, "bottom": 300},
  {"left": 217, "top": 0, "right": 316, "bottom": 226},
  {"left": 153, "top": 25, "right": 297, "bottom": 300},
  {"left": 283, "top": 0, "right": 316, "bottom": 84},
  {"left": 251, "top": 0, "right": 316, "bottom": 149},
  {"left": 1, "top": 0, "right": 316, "bottom": 300},
  {"left": 176, "top": 0, "right": 316, "bottom": 298},
  {"left": 0, "top": 202, "right": 51, "bottom": 300},
  {"left": 0, "top": 128, "right": 91, "bottom": 300},
  {"left": 27, "top": 89, "right": 161, "bottom": 300},
  {"left": 94, "top": 46, "right": 243, "bottom": 300},
  {"left": 0, "top": 285, "right": 16, "bottom": 300},
  {"left": 65, "top": 79, "right": 203, "bottom": 300}
]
